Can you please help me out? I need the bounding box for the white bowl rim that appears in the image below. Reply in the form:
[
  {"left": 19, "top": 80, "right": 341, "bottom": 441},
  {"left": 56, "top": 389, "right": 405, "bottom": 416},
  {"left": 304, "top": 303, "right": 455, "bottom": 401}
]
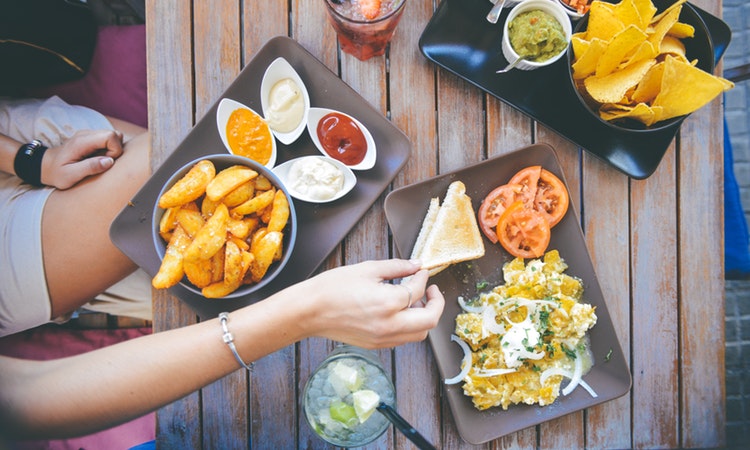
[
  {"left": 501, "top": 0, "right": 573, "bottom": 70},
  {"left": 216, "top": 97, "right": 278, "bottom": 168},
  {"left": 306, "top": 106, "right": 377, "bottom": 171},
  {"left": 259, "top": 57, "right": 311, "bottom": 146},
  {"left": 272, "top": 155, "right": 358, "bottom": 204}
]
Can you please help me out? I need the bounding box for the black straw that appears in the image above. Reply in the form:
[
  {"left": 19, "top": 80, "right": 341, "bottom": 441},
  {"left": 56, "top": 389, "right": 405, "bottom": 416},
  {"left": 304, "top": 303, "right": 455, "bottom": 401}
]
[{"left": 376, "top": 402, "right": 437, "bottom": 450}]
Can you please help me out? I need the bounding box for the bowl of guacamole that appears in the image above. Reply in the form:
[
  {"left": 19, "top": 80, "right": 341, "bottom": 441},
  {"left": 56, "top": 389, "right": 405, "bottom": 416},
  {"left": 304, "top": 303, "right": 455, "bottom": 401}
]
[{"left": 501, "top": 0, "right": 572, "bottom": 71}]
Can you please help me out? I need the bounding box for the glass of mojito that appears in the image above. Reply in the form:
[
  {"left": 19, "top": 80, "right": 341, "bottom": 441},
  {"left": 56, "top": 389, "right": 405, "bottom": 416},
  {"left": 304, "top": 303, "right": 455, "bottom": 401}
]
[{"left": 303, "top": 345, "right": 396, "bottom": 447}]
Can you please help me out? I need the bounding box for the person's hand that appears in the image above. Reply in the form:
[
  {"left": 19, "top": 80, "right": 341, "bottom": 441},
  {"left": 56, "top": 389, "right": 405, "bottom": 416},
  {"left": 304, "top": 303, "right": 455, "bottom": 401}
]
[
  {"left": 40, "top": 129, "right": 124, "bottom": 189},
  {"left": 294, "top": 259, "right": 445, "bottom": 349}
]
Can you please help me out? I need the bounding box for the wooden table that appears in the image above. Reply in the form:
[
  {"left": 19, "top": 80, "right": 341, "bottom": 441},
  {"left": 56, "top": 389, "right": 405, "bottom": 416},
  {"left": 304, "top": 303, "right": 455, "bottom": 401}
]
[{"left": 144, "top": 0, "right": 726, "bottom": 447}]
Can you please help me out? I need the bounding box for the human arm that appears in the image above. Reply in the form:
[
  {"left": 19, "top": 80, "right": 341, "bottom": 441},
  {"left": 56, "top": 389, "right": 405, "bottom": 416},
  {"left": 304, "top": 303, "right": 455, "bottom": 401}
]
[
  {"left": 0, "top": 259, "right": 444, "bottom": 439},
  {"left": 0, "top": 130, "right": 124, "bottom": 190}
]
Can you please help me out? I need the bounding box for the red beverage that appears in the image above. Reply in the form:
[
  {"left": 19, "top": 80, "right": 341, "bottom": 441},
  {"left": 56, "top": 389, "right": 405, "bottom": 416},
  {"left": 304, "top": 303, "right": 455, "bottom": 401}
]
[{"left": 324, "top": 0, "right": 407, "bottom": 61}]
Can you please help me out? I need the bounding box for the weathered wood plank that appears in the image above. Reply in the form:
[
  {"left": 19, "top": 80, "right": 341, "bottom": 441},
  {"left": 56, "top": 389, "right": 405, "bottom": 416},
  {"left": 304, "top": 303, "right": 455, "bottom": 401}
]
[
  {"left": 631, "top": 143, "right": 679, "bottom": 448},
  {"left": 390, "top": 1, "right": 444, "bottom": 448},
  {"left": 582, "top": 153, "right": 632, "bottom": 449},
  {"left": 190, "top": 1, "right": 248, "bottom": 448},
  {"left": 677, "top": 2, "right": 725, "bottom": 447},
  {"left": 146, "top": 0, "right": 201, "bottom": 448}
]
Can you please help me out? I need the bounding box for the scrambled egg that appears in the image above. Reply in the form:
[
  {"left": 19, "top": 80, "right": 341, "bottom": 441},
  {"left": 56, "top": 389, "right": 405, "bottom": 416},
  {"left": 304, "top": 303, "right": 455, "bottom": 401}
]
[{"left": 454, "top": 250, "right": 597, "bottom": 410}]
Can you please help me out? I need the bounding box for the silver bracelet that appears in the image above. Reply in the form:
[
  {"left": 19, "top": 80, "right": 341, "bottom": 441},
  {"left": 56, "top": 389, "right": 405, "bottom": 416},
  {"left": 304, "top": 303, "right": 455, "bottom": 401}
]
[{"left": 219, "top": 312, "right": 253, "bottom": 371}]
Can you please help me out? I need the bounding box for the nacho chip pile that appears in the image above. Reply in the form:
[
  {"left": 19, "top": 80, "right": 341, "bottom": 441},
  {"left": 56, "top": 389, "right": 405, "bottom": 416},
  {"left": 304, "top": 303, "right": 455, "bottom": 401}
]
[{"left": 571, "top": 0, "right": 733, "bottom": 127}]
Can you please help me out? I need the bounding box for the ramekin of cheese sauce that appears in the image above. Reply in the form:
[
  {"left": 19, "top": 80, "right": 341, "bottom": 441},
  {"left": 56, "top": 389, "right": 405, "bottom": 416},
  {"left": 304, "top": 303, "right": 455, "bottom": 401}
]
[{"left": 217, "top": 98, "right": 277, "bottom": 168}]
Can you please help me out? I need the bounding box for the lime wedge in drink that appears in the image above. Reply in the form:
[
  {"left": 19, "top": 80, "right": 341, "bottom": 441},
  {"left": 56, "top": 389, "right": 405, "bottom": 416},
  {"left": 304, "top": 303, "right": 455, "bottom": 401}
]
[
  {"left": 329, "top": 400, "right": 358, "bottom": 428},
  {"left": 353, "top": 390, "right": 380, "bottom": 423}
]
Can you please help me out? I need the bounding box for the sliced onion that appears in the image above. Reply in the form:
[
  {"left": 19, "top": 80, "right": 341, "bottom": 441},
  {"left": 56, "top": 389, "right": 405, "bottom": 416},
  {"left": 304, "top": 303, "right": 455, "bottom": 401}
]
[
  {"left": 540, "top": 367, "right": 573, "bottom": 386},
  {"left": 538, "top": 352, "right": 598, "bottom": 398},
  {"left": 474, "top": 368, "right": 516, "bottom": 377},
  {"left": 458, "top": 295, "right": 485, "bottom": 314},
  {"left": 562, "top": 350, "right": 583, "bottom": 396},
  {"left": 577, "top": 379, "right": 598, "bottom": 398},
  {"left": 482, "top": 307, "right": 506, "bottom": 336},
  {"left": 445, "top": 335, "right": 472, "bottom": 385}
]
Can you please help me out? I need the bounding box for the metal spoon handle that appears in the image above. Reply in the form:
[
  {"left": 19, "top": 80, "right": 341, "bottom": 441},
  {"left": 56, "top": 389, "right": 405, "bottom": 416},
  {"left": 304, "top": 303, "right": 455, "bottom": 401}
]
[
  {"left": 376, "top": 402, "right": 436, "bottom": 450},
  {"left": 486, "top": 0, "right": 507, "bottom": 24},
  {"left": 496, "top": 56, "right": 524, "bottom": 73}
]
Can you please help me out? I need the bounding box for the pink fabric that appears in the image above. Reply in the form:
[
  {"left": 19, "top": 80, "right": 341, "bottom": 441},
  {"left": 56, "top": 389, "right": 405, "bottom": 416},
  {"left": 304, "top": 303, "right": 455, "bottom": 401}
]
[
  {"left": 28, "top": 25, "right": 148, "bottom": 128},
  {"left": 0, "top": 325, "right": 156, "bottom": 449}
]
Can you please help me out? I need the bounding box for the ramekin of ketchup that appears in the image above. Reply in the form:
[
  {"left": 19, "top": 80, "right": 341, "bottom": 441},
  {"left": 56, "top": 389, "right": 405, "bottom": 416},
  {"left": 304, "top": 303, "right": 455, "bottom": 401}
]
[{"left": 316, "top": 112, "right": 367, "bottom": 166}]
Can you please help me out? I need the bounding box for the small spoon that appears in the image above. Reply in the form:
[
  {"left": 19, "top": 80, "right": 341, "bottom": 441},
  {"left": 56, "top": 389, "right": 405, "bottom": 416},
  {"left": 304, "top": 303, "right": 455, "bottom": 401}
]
[
  {"left": 486, "top": 0, "right": 508, "bottom": 24},
  {"left": 496, "top": 56, "right": 525, "bottom": 73},
  {"left": 376, "top": 402, "right": 436, "bottom": 450}
]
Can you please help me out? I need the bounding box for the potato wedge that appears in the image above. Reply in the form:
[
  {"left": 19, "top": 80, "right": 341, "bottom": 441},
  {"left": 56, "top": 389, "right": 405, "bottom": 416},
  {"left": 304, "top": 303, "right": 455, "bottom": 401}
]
[
  {"left": 184, "top": 257, "right": 213, "bottom": 288},
  {"left": 232, "top": 188, "right": 275, "bottom": 216},
  {"left": 158, "top": 160, "right": 215, "bottom": 209},
  {"left": 176, "top": 208, "right": 205, "bottom": 237},
  {"left": 202, "top": 278, "right": 242, "bottom": 298},
  {"left": 249, "top": 230, "right": 283, "bottom": 282},
  {"left": 267, "top": 190, "right": 290, "bottom": 233},
  {"left": 206, "top": 165, "right": 258, "bottom": 202},
  {"left": 222, "top": 180, "right": 256, "bottom": 207},
  {"left": 223, "top": 240, "right": 244, "bottom": 286},
  {"left": 152, "top": 225, "right": 191, "bottom": 289},
  {"left": 185, "top": 203, "right": 229, "bottom": 261}
]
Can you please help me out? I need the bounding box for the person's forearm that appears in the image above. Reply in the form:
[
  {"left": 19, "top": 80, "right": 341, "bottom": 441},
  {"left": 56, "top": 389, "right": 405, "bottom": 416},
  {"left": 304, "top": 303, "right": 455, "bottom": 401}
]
[
  {"left": 0, "top": 132, "right": 22, "bottom": 176},
  {"left": 0, "top": 291, "right": 312, "bottom": 439}
]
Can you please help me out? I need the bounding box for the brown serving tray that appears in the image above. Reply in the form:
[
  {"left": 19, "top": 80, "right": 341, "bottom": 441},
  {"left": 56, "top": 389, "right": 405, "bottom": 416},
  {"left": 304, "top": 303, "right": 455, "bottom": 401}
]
[
  {"left": 385, "top": 143, "right": 631, "bottom": 444},
  {"left": 110, "top": 36, "right": 411, "bottom": 319}
]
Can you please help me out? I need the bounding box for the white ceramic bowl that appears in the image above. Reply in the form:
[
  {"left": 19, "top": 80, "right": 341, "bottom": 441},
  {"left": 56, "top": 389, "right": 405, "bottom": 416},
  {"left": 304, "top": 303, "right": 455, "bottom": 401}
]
[
  {"left": 501, "top": 0, "right": 572, "bottom": 71},
  {"left": 152, "top": 154, "right": 297, "bottom": 299},
  {"left": 306, "top": 107, "right": 376, "bottom": 171},
  {"left": 557, "top": 0, "right": 587, "bottom": 19},
  {"left": 273, "top": 155, "right": 357, "bottom": 204},
  {"left": 260, "top": 57, "right": 310, "bottom": 145},
  {"left": 216, "top": 98, "right": 277, "bottom": 168}
]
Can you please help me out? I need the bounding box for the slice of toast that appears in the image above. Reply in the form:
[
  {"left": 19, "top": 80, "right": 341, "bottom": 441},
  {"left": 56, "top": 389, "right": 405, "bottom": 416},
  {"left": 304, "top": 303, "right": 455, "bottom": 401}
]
[{"left": 414, "top": 181, "right": 485, "bottom": 272}]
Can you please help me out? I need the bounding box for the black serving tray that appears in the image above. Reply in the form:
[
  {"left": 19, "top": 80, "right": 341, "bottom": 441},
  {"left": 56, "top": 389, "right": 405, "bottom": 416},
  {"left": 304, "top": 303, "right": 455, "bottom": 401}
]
[{"left": 418, "top": 0, "right": 731, "bottom": 179}]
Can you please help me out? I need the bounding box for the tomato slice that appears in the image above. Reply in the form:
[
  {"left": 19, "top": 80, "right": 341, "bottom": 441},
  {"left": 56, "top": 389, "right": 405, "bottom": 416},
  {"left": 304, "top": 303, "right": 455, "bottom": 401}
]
[
  {"left": 534, "top": 169, "right": 569, "bottom": 227},
  {"left": 508, "top": 165, "right": 542, "bottom": 206},
  {"left": 496, "top": 201, "right": 551, "bottom": 259},
  {"left": 477, "top": 183, "right": 525, "bottom": 243}
]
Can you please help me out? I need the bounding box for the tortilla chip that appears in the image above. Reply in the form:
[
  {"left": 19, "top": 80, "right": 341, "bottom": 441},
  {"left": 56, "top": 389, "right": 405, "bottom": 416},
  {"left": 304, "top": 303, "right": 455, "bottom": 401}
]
[
  {"left": 587, "top": 1, "right": 625, "bottom": 42},
  {"left": 585, "top": 58, "right": 655, "bottom": 103},
  {"left": 620, "top": 40, "right": 658, "bottom": 68},
  {"left": 650, "top": 0, "right": 688, "bottom": 23},
  {"left": 596, "top": 25, "right": 648, "bottom": 76},
  {"left": 572, "top": 38, "right": 609, "bottom": 80},
  {"left": 600, "top": 102, "right": 659, "bottom": 126},
  {"left": 632, "top": 0, "right": 657, "bottom": 28},
  {"left": 630, "top": 60, "right": 664, "bottom": 104},
  {"left": 668, "top": 21, "right": 695, "bottom": 39},
  {"left": 652, "top": 56, "right": 734, "bottom": 120},
  {"left": 614, "top": 0, "right": 644, "bottom": 30},
  {"left": 648, "top": 4, "right": 682, "bottom": 50},
  {"left": 658, "top": 35, "right": 687, "bottom": 61}
]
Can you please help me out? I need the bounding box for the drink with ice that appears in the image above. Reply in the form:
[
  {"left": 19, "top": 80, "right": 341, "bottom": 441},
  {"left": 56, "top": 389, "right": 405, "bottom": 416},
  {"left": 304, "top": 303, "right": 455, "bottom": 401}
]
[{"left": 303, "top": 345, "right": 396, "bottom": 447}]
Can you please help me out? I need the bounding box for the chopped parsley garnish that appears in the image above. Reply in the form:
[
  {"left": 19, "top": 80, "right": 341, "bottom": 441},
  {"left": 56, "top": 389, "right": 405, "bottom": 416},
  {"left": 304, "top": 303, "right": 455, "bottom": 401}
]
[
  {"left": 561, "top": 344, "right": 577, "bottom": 359},
  {"left": 605, "top": 348, "right": 613, "bottom": 362}
]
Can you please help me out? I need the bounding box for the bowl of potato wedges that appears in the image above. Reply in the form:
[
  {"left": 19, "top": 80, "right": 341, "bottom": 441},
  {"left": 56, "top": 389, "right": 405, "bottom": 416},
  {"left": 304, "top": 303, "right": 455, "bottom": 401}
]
[{"left": 152, "top": 154, "right": 297, "bottom": 299}]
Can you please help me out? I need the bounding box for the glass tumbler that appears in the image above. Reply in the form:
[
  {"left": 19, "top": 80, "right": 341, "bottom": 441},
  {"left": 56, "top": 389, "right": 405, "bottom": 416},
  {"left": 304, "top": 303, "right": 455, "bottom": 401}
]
[
  {"left": 303, "top": 344, "right": 396, "bottom": 447},
  {"left": 324, "top": 0, "right": 407, "bottom": 61}
]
